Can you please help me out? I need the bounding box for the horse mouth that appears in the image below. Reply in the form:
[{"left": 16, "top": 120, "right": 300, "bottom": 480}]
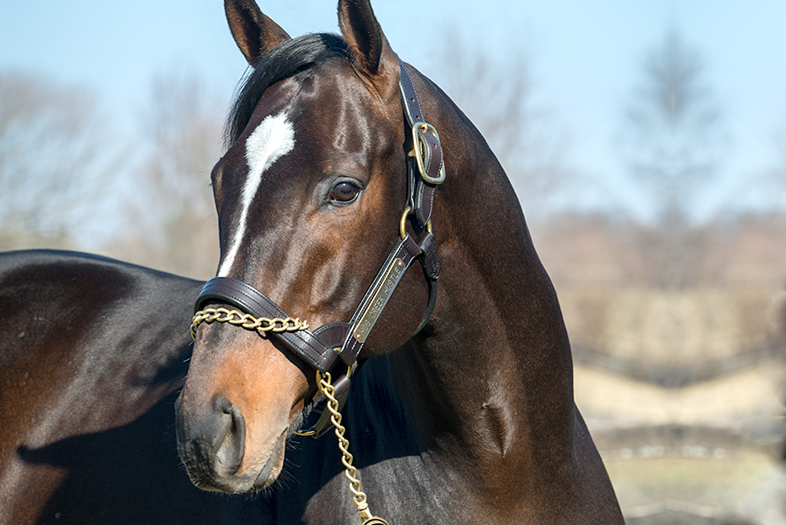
[{"left": 182, "top": 427, "right": 288, "bottom": 494}]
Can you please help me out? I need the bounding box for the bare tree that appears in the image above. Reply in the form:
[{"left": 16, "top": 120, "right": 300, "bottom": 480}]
[
  {"left": 623, "top": 26, "right": 722, "bottom": 228},
  {"left": 0, "top": 71, "right": 115, "bottom": 250},
  {"left": 427, "top": 32, "right": 571, "bottom": 220},
  {"left": 105, "top": 70, "right": 222, "bottom": 279},
  {"left": 621, "top": 27, "right": 723, "bottom": 288}
]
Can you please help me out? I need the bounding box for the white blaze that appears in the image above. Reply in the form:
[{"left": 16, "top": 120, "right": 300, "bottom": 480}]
[{"left": 218, "top": 113, "right": 296, "bottom": 277}]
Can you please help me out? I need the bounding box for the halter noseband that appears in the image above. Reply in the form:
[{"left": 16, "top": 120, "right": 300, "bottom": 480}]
[{"left": 191, "top": 58, "right": 444, "bottom": 425}]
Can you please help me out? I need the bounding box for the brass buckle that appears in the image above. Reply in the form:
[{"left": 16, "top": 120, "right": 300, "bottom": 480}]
[
  {"left": 400, "top": 206, "right": 432, "bottom": 240},
  {"left": 409, "top": 122, "right": 446, "bottom": 185}
]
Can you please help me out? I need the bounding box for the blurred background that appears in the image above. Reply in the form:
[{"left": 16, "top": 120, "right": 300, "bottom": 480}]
[{"left": 1, "top": 1, "right": 785, "bottom": 523}]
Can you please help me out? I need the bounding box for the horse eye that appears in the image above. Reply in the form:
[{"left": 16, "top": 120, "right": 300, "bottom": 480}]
[{"left": 329, "top": 182, "right": 361, "bottom": 203}]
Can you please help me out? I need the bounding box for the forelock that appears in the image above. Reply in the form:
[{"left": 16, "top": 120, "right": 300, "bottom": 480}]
[{"left": 225, "top": 33, "right": 351, "bottom": 146}]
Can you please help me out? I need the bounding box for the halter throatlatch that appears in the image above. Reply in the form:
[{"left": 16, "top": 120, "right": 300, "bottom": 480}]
[{"left": 191, "top": 58, "right": 444, "bottom": 525}]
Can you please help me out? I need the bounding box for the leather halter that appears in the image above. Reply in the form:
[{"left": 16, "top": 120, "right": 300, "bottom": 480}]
[{"left": 193, "top": 59, "right": 444, "bottom": 430}]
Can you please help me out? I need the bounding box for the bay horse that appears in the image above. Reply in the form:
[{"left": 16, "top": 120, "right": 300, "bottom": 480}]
[{"left": 0, "top": 0, "right": 623, "bottom": 523}]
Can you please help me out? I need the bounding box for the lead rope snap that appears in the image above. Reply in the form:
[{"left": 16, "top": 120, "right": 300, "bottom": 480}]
[{"left": 316, "top": 371, "right": 390, "bottom": 525}]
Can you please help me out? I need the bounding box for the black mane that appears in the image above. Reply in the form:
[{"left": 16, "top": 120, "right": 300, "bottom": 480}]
[{"left": 225, "top": 33, "right": 350, "bottom": 146}]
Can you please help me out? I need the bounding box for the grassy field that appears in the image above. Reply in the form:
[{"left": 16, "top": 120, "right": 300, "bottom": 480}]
[
  {"left": 574, "top": 361, "right": 786, "bottom": 523},
  {"left": 605, "top": 451, "right": 784, "bottom": 521}
]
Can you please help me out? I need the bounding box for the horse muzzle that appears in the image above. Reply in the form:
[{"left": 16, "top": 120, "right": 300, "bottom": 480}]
[
  {"left": 174, "top": 370, "right": 293, "bottom": 493},
  {"left": 175, "top": 305, "right": 317, "bottom": 492}
]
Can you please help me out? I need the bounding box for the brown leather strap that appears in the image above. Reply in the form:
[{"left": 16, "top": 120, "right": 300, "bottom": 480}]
[
  {"left": 399, "top": 61, "right": 425, "bottom": 125},
  {"left": 398, "top": 61, "right": 443, "bottom": 227},
  {"left": 312, "top": 322, "right": 351, "bottom": 348},
  {"left": 337, "top": 234, "right": 422, "bottom": 366},
  {"left": 195, "top": 231, "right": 431, "bottom": 373},
  {"left": 418, "top": 231, "right": 440, "bottom": 281},
  {"left": 195, "top": 277, "right": 342, "bottom": 372}
]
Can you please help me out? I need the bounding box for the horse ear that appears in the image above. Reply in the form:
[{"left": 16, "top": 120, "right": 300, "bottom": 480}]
[
  {"left": 338, "top": 0, "right": 398, "bottom": 81},
  {"left": 225, "top": 0, "right": 291, "bottom": 64}
]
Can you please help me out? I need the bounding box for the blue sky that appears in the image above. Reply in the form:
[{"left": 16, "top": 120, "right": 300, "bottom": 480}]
[{"left": 2, "top": 0, "right": 786, "bottom": 221}]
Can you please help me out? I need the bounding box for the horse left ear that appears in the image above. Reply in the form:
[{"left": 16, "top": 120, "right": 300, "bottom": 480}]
[{"left": 338, "top": 0, "right": 399, "bottom": 89}]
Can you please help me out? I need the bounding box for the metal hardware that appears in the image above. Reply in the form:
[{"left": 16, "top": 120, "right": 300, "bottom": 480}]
[
  {"left": 190, "top": 307, "right": 308, "bottom": 340},
  {"left": 316, "top": 370, "right": 389, "bottom": 525},
  {"left": 294, "top": 365, "right": 352, "bottom": 438},
  {"left": 399, "top": 207, "right": 412, "bottom": 240},
  {"left": 353, "top": 257, "right": 406, "bottom": 344},
  {"left": 410, "top": 122, "right": 446, "bottom": 185},
  {"left": 400, "top": 206, "right": 433, "bottom": 240},
  {"left": 293, "top": 427, "right": 317, "bottom": 437}
]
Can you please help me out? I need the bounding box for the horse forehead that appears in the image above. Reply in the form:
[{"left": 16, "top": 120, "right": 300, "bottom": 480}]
[
  {"left": 227, "top": 64, "right": 393, "bottom": 177},
  {"left": 299, "top": 64, "right": 391, "bottom": 126}
]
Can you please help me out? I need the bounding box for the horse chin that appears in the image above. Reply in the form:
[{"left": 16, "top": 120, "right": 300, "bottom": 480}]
[
  {"left": 187, "top": 428, "right": 288, "bottom": 494},
  {"left": 245, "top": 428, "right": 289, "bottom": 492}
]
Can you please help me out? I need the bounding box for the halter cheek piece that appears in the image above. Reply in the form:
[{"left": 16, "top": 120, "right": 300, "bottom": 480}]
[{"left": 192, "top": 59, "right": 444, "bottom": 436}]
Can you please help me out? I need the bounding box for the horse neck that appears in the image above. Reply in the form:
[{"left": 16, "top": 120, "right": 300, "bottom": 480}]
[{"left": 387, "top": 82, "right": 577, "bottom": 491}]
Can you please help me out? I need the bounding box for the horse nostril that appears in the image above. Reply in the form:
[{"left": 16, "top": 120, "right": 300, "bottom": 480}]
[{"left": 212, "top": 396, "right": 246, "bottom": 476}]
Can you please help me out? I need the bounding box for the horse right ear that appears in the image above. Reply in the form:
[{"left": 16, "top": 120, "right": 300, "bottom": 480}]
[{"left": 225, "top": 0, "right": 291, "bottom": 64}]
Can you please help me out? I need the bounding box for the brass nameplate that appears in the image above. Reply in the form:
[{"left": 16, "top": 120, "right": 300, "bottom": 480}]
[{"left": 353, "top": 258, "right": 405, "bottom": 344}]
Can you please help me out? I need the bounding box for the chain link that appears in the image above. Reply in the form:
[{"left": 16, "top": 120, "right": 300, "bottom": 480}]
[
  {"left": 317, "top": 371, "right": 389, "bottom": 525},
  {"left": 190, "top": 307, "right": 309, "bottom": 340}
]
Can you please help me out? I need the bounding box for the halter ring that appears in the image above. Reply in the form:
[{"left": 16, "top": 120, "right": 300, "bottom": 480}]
[{"left": 400, "top": 206, "right": 432, "bottom": 240}]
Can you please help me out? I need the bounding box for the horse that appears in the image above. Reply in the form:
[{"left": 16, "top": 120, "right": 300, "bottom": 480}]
[{"left": 0, "top": 0, "right": 623, "bottom": 523}]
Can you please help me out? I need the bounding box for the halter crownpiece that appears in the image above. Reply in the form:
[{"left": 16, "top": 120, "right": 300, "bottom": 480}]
[{"left": 190, "top": 58, "right": 444, "bottom": 525}]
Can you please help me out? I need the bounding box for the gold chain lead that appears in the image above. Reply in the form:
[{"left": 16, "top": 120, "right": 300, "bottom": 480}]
[
  {"left": 190, "top": 307, "right": 308, "bottom": 340},
  {"left": 317, "top": 371, "right": 389, "bottom": 525}
]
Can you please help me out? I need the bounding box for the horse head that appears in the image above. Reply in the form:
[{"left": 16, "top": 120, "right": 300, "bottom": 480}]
[{"left": 175, "top": 0, "right": 436, "bottom": 493}]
